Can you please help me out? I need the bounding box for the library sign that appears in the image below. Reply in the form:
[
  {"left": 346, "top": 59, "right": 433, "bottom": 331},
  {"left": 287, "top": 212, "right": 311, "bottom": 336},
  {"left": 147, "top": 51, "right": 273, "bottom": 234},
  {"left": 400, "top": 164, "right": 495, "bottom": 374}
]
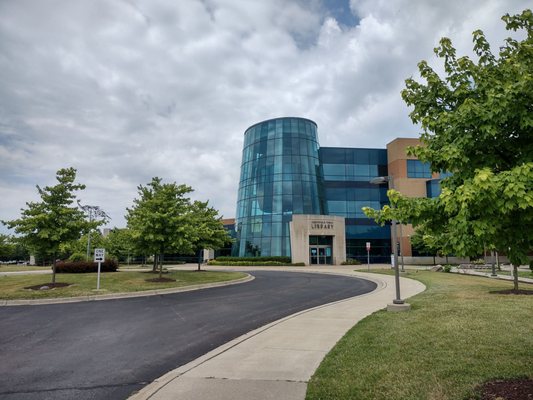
[{"left": 310, "top": 220, "right": 334, "bottom": 230}]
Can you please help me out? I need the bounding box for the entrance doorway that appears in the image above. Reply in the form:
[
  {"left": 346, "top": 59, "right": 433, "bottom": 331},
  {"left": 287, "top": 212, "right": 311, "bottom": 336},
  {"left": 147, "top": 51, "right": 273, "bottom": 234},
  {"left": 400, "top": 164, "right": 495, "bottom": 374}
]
[{"left": 309, "top": 236, "right": 333, "bottom": 265}]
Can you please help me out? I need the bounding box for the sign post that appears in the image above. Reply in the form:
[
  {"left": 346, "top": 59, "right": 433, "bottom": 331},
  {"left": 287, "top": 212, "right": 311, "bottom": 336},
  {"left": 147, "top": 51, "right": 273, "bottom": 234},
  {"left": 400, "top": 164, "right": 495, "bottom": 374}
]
[
  {"left": 94, "top": 248, "right": 105, "bottom": 290},
  {"left": 366, "top": 242, "right": 371, "bottom": 271}
]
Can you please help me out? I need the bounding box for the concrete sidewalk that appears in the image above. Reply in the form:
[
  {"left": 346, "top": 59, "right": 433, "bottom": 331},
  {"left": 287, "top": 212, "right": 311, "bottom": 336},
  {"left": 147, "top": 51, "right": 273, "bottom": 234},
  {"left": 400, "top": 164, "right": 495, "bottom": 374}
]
[
  {"left": 129, "top": 266, "right": 425, "bottom": 400},
  {"left": 453, "top": 267, "right": 533, "bottom": 284},
  {"left": 0, "top": 269, "right": 51, "bottom": 276}
]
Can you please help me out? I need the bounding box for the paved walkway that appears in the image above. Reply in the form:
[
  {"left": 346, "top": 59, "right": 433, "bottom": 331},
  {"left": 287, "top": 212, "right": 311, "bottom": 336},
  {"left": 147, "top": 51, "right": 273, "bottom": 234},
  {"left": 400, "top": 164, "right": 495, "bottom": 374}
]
[
  {"left": 0, "top": 269, "right": 51, "bottom": 276},
  {"left": 452, "top": 267, "right": 533, "bottom": 284},
  {"left": 129, "top": 266, "right": 426, "bottom": 400}
]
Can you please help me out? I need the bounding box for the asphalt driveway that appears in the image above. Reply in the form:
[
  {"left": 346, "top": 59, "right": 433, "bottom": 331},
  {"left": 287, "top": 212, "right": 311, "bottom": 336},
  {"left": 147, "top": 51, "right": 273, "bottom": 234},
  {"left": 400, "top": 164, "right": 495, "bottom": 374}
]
[{"left": 0, "top": 270, "right": 376, "bottom": 400}]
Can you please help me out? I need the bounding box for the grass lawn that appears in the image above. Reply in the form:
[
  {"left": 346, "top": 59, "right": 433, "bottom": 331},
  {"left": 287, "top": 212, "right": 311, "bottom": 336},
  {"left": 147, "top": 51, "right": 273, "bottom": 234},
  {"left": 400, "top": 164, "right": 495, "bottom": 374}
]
[
  {"left": 116, "top": 264, "right": 152, "bottom": 269},
  {"left": 306, "top": 270, "right": 533, "bottom": 400},
  {"left": 0, "top": 270, "right": 247, "bottom": 300}
]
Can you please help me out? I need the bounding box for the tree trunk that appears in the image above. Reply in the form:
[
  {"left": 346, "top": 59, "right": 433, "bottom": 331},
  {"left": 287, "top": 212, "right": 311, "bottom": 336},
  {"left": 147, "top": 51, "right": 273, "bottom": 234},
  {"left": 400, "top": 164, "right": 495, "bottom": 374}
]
[
  {"left": 152, "top": 254, "right": 157, "bottom": 272},
  {"left": 159, "top": 252, "right": 164, "bottom": 279},
  {"left": 512, "top": 264, "right": 519, "bottom": 292},
  {"left": 197, "top": 249, "right": 202, "bottom": 272},
  {"left": 51, "top": 252, "right": 57, "bottom": 284}
]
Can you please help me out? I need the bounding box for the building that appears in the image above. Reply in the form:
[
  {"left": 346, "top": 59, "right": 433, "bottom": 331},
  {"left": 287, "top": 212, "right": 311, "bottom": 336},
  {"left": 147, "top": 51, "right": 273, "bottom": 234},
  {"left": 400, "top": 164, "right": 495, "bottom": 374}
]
[
  {"left": 232, "top": 117, "right": 446, "bottom": 265},
  {"left": 319, "top": 147, "right": 391, "bottom": 262},
  {"left": 234, "top": 117, "right": 325, "bottom": 259}
]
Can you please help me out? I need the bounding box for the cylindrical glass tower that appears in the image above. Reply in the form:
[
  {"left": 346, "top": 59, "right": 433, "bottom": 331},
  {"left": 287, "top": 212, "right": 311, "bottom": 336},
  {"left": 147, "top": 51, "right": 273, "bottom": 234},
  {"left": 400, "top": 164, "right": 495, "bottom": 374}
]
[{"left": 234, "top": 117, "right": 325, "bottom": 257}]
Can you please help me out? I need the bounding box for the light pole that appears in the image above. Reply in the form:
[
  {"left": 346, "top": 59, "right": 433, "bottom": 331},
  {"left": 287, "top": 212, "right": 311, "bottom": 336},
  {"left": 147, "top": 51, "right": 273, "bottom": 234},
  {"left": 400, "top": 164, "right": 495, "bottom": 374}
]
[
  {"left": 370, "top": 175, "right": 410, "bottom": 311},
  {"left": 490, "top": 250, "right": 497, "bottom": 277},
  {"left": 398, "top": 224, "right": 405, "bottom": 272},
  {"left": 78, "top": 202, "right": 110, "bottom": 261}
]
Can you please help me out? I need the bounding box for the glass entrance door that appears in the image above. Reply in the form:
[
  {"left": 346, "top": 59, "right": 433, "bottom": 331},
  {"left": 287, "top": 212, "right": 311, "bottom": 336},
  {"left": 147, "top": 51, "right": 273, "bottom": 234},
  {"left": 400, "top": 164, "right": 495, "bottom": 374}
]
[
  {"left": 309, "top": 235, "right": 333, "bottom": 265},
  {"left": 309, "top": 245, "right": 333, "bottom": 264},
  {"left": 310, "top": 247, "right": 318, "bottom": 264}
]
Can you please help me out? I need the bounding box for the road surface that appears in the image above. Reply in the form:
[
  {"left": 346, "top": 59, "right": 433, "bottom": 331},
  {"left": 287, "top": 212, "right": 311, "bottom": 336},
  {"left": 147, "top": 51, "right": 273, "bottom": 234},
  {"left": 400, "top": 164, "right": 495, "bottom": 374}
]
[{"left": 0, "top": 270, "right": 376, "bottom": 400}]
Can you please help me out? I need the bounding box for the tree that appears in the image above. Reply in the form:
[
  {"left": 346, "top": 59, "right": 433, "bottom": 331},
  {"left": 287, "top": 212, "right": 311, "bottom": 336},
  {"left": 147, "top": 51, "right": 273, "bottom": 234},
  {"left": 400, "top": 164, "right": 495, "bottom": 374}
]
[
  {"left": 3, "top": 168, "right": 92, "bottom": 283},
  {"left": 77, "top": 203, "right": 110, "bottom": 261},
  {"left": 105, "top": 228, "right": 135, "bottom": 263},
  {"left": 0, "top": 234, "right": 14, "bottom": 260},
  {"left": 189, "top": 200, "right": 232, "bottom": 271},
  {"left": 61, "top": 230, "right": 106, "bottom": 261},
  {"left": 364, "top": 10, "right": 533, "bottom": 291},
  {"left": 0, "top": 234, "right": 29, "bottom": 261},
  {"left": 126, "top": 178, "right": 195, "bottom": 279}
]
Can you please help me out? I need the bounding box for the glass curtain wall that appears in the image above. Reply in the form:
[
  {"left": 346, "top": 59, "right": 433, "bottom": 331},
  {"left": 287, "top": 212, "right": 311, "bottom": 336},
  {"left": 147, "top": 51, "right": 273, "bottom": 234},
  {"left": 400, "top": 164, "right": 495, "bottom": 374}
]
[
  {"left": 234, "top": 117, "right": 325, "bottom": 257},
  {"left": 319, "top": 147, "right": 391, "bottom": 262}
]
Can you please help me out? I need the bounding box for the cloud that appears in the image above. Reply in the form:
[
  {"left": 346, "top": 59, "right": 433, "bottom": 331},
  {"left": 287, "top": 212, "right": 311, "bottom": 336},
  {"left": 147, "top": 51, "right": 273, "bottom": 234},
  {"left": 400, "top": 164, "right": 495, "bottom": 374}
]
[{"left": 0, "top": 0, "right": 530, "bottom": 232}]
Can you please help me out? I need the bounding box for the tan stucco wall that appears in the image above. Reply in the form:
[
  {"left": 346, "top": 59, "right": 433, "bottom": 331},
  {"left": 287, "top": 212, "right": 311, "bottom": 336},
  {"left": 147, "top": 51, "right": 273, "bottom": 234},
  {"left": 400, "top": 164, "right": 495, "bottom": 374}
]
[
  {"left": 386, "top": 138, "right": 421, "bottom": 162},
  {"left": 290, "top": 215, "right": 346, "bottom": 265},
  {"left": 386, "top": 138, "right": 429, "bottom": 257}
]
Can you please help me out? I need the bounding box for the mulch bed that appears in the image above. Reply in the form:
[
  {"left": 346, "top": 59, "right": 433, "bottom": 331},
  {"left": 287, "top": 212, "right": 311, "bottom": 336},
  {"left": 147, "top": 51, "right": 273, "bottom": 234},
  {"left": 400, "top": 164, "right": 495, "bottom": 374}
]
[
  {"left": 145, "top": 277, "right": 176, "bottom": 283},
  {"left": 24, "top": 282, "right": 71, "bottom": 290},
  {"left": 476, "top": 378, "right": 533, "bottom": 400},
  {"left": 490, "top": 289, "right": 533, "bottom": 295}
]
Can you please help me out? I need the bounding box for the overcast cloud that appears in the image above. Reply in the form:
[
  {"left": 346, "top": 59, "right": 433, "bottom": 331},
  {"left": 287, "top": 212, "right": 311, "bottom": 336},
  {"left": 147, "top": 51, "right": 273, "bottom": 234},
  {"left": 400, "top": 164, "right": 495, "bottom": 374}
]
[{"left": 0, "top": 0, "right": 529, "bottom": 232}]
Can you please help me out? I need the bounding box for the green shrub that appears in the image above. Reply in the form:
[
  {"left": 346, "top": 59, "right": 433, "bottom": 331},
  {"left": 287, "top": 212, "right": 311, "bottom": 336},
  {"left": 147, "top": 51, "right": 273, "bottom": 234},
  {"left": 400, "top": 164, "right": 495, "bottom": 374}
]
[
  {"left": 442, "top": 264, "right": 452, "bottom": 273},
  {"left": 215, "top": 256, "right": 291, "bottom": 263},
  {"left": 529, "top": 260, "right": 533, "bottom": 272},
  {"left": 68, "top": 252, "right": 86, "bottom": 262},
  {"left": 471, "top": 258, "right": 486, "bottom": 265},
  {"left": 341, "top": 258, "right": 362, "bottom": 265},
  {"left": 55, "top": 259, "right": 118, "bottom": 273}
]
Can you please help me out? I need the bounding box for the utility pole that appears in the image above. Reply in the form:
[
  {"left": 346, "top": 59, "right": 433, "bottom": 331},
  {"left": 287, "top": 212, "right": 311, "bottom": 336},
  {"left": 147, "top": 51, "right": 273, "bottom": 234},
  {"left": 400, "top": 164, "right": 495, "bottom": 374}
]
[{"left": 78, "top": 202, "right": 110, "bottom": 261}]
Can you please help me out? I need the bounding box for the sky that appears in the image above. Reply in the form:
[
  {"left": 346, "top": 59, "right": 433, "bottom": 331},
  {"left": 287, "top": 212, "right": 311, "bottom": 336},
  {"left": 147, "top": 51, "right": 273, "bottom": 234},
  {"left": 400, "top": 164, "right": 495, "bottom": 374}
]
[{"left": 0, "top": 0, "right": 530, "bottom": 233}]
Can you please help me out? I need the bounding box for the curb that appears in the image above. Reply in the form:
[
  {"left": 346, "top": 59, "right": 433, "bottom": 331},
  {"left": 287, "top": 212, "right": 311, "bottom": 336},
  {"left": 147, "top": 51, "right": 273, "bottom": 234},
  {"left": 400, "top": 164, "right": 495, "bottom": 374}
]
[{"left": 0, "top": 274, "right": 254, "bottom": 306}]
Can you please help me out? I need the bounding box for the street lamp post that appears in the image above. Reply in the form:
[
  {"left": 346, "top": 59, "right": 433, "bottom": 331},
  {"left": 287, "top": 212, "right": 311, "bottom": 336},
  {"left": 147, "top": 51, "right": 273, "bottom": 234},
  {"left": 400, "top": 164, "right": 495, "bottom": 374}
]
[{"left": 370, "top": 175, "right": 410, "bottom": 311}]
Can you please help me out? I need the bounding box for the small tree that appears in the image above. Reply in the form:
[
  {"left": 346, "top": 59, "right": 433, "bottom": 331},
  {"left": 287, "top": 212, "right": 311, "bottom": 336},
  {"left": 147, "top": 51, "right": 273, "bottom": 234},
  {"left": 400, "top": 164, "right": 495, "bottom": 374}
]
[
  {"left": 105, "top": 228, "right": 135, "bottom": 263},
  {"left": 189, "top": 200, "right": 232, "bottom": 271},
  {"left": 410, "top": 231, "right": 437, "bottom": 265},
  {"left": 126, "top": 178, "right": 195, "bottom": 279},
  {"left": 3, "top": 168, "right": 91, "bottom": 283},
  {"left": 365, "top": 10, "right": 533, "bottom": 291}
]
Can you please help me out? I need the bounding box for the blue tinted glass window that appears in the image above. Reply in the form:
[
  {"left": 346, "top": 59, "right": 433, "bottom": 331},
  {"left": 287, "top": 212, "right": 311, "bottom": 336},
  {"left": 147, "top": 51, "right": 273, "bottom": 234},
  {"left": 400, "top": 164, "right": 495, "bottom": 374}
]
[
  {"left": 426, "top": 179, "right": 442, "bottom": 198},
  {"left": 235, "top": 119, "right": 322, "bottom": 256},
  {"left": 407, "top": 160, "right": 432, "bottom": 178},
  {"left": 323, "top": 164, "right": 345, "bottom": 176}
]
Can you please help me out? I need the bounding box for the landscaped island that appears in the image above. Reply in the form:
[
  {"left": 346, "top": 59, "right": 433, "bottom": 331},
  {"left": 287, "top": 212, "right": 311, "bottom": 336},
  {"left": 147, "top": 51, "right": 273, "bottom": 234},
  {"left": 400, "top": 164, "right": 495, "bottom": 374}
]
[{"left": 0, "top": 269, "right": 247, "bottom": 300}]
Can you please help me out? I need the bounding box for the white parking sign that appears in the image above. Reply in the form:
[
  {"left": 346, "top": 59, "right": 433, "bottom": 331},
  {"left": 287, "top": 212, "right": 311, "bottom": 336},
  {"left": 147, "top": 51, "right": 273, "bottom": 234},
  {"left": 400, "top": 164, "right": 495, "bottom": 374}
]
[{"left": 94, "top": 248, "right": 105, "bottom": 262}]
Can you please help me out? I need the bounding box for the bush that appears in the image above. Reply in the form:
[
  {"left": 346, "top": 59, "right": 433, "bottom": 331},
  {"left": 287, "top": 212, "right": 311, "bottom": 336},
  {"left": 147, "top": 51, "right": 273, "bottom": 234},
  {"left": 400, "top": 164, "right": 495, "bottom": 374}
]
[
  {"left": 55, "top": 259, "right": 118, "bottom": 273},
  {"left": 341, "top": 258, "right": 362, "bottom": 265},
  {"left": 215, "top": 256, "right": 292, "bottom": 263},
  {"left": 442, "top": 264, "right": 452, "bottom": 273},
  {"left": 529, "top": 260, "right": 533, "bottom": 272},
  {"left": 68, "top": 252, "right": 86, "bottom": 262}
]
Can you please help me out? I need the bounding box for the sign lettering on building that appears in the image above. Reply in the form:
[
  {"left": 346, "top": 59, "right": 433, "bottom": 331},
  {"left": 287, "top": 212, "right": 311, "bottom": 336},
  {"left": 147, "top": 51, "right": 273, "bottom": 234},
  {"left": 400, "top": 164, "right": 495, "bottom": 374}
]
[{"left": 310, "top": 220, "right": 334, "bottom": 230}]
